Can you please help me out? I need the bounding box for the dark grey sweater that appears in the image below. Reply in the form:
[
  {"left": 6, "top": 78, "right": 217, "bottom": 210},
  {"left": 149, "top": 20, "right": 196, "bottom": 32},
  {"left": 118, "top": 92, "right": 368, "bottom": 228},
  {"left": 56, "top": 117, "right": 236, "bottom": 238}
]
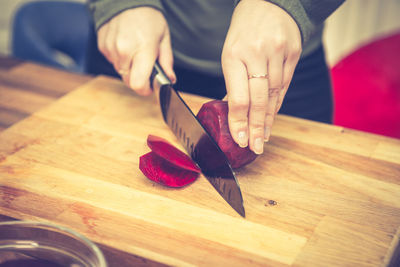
[{"left": 88, "top": 0, "right": 344, "bottom": 75}]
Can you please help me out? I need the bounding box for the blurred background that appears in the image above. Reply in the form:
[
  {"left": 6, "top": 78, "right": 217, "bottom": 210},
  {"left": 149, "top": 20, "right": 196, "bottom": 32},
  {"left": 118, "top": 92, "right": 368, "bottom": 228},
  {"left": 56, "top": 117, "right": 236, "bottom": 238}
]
[
  {"left": 0, "top": 0, "right": 399, "bottom": 138},
  {"left": 0, "top": 0, "right": 83, "bottom": 56}
]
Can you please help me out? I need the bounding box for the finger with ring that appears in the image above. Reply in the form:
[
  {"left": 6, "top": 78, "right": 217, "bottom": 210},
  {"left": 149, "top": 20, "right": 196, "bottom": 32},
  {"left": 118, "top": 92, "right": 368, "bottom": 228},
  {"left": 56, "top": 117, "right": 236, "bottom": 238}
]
[{"left": 248, "top": 73, "right": 268, "bottom": 79}]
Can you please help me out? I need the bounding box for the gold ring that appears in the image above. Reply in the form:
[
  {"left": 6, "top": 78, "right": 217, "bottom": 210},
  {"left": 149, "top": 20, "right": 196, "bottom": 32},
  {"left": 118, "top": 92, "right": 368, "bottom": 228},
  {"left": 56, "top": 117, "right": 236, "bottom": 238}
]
[
  {"left": 248, "top": 74, "right": 268, "bottom": 79},
  {"left": 118, "top": 69, "right": 129, "bottom": 76}
]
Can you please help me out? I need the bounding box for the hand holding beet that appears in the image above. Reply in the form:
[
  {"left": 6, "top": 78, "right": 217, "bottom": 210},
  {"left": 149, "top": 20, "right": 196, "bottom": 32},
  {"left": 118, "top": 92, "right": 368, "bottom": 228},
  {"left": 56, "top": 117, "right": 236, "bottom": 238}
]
[
  {"left": 222, "top": 0, "right": 301, "bottom": 153},
  {"left": 197, "top": 100, "right": 258, "bottom": 169}
]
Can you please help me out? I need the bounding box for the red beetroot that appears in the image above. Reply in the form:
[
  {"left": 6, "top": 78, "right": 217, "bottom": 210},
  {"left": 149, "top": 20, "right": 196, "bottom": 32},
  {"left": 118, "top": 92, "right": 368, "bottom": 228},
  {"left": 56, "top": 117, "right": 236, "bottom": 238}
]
[
  {"left": 147, "top": 135, "right": 200, "bottom": 173},
  {"left": 197, "top": 100, "right": 258, "bottom": 169},
  {"left": 139, "top": 135, "right": 200, "bottom": 188},
  {"left": 139, "top": 152, "right": 198, "bottom": 187}
]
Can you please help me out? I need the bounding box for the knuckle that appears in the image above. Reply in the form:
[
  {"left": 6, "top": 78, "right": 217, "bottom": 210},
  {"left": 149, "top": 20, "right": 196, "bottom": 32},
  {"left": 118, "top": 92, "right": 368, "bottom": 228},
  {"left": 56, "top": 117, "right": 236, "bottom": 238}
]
[
  {"left": 129, "top": 77, "right": 146, "bottom": 92},
  {"left": 293, "top": 45, "right": 302, "bottom": 56},
  {"left": 264, "top": 114, "right": 275, "bottom": 125},
  {"left": 131, "top": 83, "right": 146, "bottom": 92},
  {"left": 230, "top": 98, "right": 249, "bottom": 113},
  {"left": 268, "top": 87, "right": 282, "bottom": 97},
  {"left": 222, "top": 44, "right": 241, "bottom": 61},
  {"left": 228, "top": 109, "right": 248, "bottom": 129},
  {"left": 249, "top": 40, "right": 266, "bottom": 55},
  {"left": 104, "top": 39, "right": 115, "bottom": 56},
  {"left": 250, "top": 101, "right": 266, "bottom": 113},
  {"left": 229, "top": 119, "right": 247, "bottom": 131},
  {"left": 272, "top": 34, "right": 287, "bottom": 53},
  {"left": 249, "top": 119, "right": 264, "bottom": 129},
  {"left": 115, "top": 39, "right": 131, "bottom": 56},
  {"left": 265, "top": 108, "right": 275, "bottom": 117},
  {"left": 98, "top": 40, "right": 107, "bottom": 54},
  {"left": 289, "top": 43, "right": 302, "bottom": 60},
  {"left": 282, "top": 79, "right": 291, "bottom": 90},
  {"left": 137, "top": 40, "right": 154, "bottom": 51}
]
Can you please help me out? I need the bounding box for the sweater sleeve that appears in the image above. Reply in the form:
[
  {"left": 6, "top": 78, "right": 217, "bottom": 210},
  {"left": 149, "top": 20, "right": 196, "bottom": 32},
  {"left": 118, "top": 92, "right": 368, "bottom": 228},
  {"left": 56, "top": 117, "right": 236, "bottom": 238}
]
[
  {"left": 264, "top": 0, "right": 345, "bottom": 44},
  {"left": 233, "top": 0, "right": 345, "bottom": 45},
  {"left": 88, "top": 0, "right": 164, "bottom": 31}
]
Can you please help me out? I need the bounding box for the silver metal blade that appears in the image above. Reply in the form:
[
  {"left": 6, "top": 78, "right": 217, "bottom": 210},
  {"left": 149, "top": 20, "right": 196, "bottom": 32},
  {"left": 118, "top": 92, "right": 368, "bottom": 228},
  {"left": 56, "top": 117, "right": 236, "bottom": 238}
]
[{"left": 159, "top": 84, "right": 245, "bottom": 217}]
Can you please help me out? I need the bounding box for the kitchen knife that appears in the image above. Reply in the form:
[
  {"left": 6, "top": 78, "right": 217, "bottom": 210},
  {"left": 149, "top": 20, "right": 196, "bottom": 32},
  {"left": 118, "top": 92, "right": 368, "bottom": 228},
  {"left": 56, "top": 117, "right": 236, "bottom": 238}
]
[{"left": 151, "top": 62, "right": 245, "bottom": 217}]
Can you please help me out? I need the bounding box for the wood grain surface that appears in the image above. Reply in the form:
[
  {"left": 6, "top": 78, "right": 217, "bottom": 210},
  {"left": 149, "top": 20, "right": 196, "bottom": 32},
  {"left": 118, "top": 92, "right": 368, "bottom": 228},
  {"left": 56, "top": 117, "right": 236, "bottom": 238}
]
[
  {"left": 0, "top": 58, "right": 165, "bottom": 267},
  {"left": 0, "top": 58, "right": 92, "bottom": 131},
  {"left": 0, "top": 59, "right": 400, "bottom": 266}
]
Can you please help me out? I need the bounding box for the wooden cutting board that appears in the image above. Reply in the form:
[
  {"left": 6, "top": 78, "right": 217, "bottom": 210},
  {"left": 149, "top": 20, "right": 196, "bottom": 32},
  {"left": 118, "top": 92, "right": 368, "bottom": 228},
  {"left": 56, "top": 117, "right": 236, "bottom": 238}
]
[{"left": 1, "top": 75, "right": 400, "bottom": 266}]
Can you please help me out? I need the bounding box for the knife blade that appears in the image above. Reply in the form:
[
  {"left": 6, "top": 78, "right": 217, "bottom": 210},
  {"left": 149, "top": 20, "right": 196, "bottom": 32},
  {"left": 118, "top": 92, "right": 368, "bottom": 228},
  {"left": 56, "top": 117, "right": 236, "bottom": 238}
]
[{"left": 151, "top": 62, "right": 245, "bottom": 217}]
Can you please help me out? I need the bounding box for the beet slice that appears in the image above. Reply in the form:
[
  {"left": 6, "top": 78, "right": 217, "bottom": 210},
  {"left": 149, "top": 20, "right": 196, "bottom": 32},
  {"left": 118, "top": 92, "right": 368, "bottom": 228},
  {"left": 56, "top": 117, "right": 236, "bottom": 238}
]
[
  {"left": 197, "top": 100, "right": 258, "bottom": 169},
  {"left": 147, "top": 135, "right": 200, "bottom": 173},
  {"left": 139, "top": 152, "right": 198, "bottom": 187}
]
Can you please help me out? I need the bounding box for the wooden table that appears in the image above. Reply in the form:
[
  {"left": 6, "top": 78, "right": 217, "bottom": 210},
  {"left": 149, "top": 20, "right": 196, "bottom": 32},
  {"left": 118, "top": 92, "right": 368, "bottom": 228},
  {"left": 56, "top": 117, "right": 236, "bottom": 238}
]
[
  {"left": 0, "top": 57, "right": 164, "bottom": 267},
  {"left": 0, "top": 56, "right": 399, "bottom": 266}
]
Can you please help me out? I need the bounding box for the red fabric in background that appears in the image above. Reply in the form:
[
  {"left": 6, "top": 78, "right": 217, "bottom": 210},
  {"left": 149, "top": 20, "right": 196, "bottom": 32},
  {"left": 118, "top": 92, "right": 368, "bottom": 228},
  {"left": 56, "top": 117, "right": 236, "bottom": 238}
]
[{"left": 331, "top": 32, "right": 400, "bottom": 139}]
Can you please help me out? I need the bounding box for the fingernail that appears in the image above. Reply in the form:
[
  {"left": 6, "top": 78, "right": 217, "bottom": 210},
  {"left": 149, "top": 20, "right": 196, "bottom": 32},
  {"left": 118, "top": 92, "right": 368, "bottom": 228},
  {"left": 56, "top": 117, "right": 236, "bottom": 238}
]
[
  {"left": 255, "top": 138, "right": 263, "bottom": 154},
  {"left": 238, "top": 131, "right": 247, "bottom": 147},
  {"left": 264, "top": 126, "right": 271, "bottom": 141}
]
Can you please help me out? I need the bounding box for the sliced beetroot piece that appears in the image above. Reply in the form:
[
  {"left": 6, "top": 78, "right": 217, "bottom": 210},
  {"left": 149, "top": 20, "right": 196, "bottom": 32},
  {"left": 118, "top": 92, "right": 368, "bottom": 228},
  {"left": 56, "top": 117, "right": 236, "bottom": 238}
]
[
  {"left": 139, "top": 135, "right": 200, "bottom": 188},
  {"left": 197, "top": 100, "right": 258, "bottom": 169},
  {"left": 139, "top": 152, "right": 199, "bottom": 187},
  {"left": 147, "top": 135, "right": 200, "bottom": 173}
]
